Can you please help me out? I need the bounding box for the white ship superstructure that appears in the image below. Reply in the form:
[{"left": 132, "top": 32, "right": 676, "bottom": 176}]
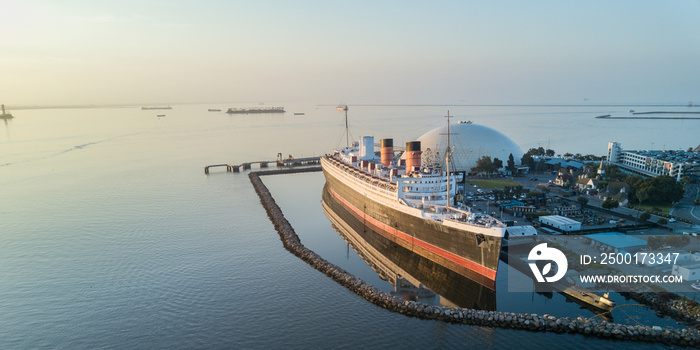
[{"left": 323, "top": 136, "right": 506, "bottom": 235}]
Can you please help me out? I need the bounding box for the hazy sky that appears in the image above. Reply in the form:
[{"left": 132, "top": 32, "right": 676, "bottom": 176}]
[{"left": 2, "top": 0, "right": 699, "bottom": 106}]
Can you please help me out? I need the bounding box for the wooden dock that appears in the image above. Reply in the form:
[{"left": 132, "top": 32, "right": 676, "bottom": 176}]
[{"left": 204, "top": 155, "right": 321, "bottom": 174}]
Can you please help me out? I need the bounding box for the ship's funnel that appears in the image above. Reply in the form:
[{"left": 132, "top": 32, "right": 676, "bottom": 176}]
[
  {"left": 360, "top": 136, "right": 374, "bottom": 160},
  {"left": 380, "top": 138, "right": 393, "bottom": 167},
  {"left": 405, "top": 141, "right": 421, "bottom": 173},
  {"left": 1, "top": 105, "right": 5, "bottom": 115}
]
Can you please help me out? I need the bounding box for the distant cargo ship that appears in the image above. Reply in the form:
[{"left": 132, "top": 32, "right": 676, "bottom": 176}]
[
  {"left": 141, "top": 106, "right": 172, "bottom": 110},
  {"left": 226, "top": 107, "right": 285, "bottom": 114}
]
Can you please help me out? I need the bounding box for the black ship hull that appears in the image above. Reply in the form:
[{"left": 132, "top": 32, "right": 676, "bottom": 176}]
[
  {"left": 322, "top": 184, "right": 497, "bottom": 309},
  {"left": 322, "top": 159, "right": 503, "bottom": 289}
]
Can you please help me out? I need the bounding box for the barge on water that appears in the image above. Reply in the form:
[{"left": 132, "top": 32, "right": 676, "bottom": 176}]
[
  {"left": 141, "top": 106, "right": 172, "bottom": 110},
  {"left": 226, "top": 107, "right": 285, "bottom": 114}
]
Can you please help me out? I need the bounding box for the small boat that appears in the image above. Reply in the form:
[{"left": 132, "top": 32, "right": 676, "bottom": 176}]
[
  {"left": 336, "top": 105, "right": 348, "bottom": 111},
  {"left": 208, "top": 109, "right": 221, "bottom": 112},
  {"left": 692, "top": 282, "right": 700, "bottom": 291},
  {"left": 294, "top": 112, "right": 305, "bottom": 115},
  {"left": 0, "top": 104, "right": 13, "bottom": 119},
  {"left": 157, "top": 114, "right": 166, "bottom": 118}
]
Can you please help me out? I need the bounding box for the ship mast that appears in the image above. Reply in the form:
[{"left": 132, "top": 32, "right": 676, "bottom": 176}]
[
  {"left": 345, "top": 106, "right": 349, "bottom": 148},
  {"left": 445, "top": 110, "right": 451, "bottom": 208}
]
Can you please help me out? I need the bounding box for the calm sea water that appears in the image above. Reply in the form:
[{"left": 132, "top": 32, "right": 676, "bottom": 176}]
[{"left": 1, "top": 103, "right": 697, "bottom": 349}]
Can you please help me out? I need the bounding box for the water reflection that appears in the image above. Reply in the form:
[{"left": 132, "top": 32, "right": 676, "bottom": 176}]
[{"left": 321, "top": 183, "right": 496, "bottom": 311}]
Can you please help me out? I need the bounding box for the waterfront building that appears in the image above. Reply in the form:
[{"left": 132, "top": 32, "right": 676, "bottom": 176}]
[
  {"left": 543, "top": 157, "right": 585, "bottom": 170},
  {"left": 551, "top": 205, "right": 580, "bottom": 216},
  {"left": 607, "top": 142, "right": 700, "bottom": 180},
  {"left": 539, "top": 215, "right": 582, "bottom": 232},
  {"left": 672, "top": 263, "right": 700, "bottom": 281},
  {"left": 584, "top": 232, "right": 646, "bottom": 254}
]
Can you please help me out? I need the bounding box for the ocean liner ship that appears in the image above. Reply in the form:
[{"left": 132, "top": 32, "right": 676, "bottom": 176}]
[
  {"left": 321, "top": 128, "right": 519, "bottom": 289},
  {"left": 322, "top": 183, "right": 496, "bottom": 309}
]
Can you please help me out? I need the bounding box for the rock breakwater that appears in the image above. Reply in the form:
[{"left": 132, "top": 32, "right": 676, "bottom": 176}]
[{"left": 248, "top": 168, "right": 700, "bottom": 347}]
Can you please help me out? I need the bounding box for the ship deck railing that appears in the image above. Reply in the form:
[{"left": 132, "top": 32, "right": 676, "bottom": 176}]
[
  {"left": 404, "top": 200, "right": 506, "bottom": 229},
  {"left": 325, "top": 156, "right": 504, "bottom": 229},
  {"left": 326, "top": 156, "right": 397, "bottom": 193}
]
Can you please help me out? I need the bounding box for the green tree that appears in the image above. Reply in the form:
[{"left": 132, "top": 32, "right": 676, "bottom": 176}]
[
  {"left": 493, "top": 189, "right": 504, "bottom": 200},
  {"left": 521, "top": 153, "right": 535, "bottom": 169},
  {"left": 603, "top": 165, "right": 627, "bottom": 182},
  {"left": 527, "top": 147, "right": 546, "bottom": 156},
  {"left": 657, "top": 218, "right": 668, "bottom": 225},
  {"left": 634, "top": 175, "right": 684, "bottom": 204},
  {"left": 577, "top": 196, "right": 589, "bottom": 205},
  {"left": 666, "top": 235, "right": 691, "bottom": 248},
  {"left": 647, "top": 236, "right": 663, "bottom": 250},
  {"left": 507, "top": 153, "right": 516, "bottom": 174},
  {"left": 640, "top": 212, "right": 651, "bottom": 221},
  {"left": 602, "top": 199, "right": 619, "bottom": 209},
  {"left": 526, "top": 191, "right": 543, "bottom": 198},
  {"left": 636, "top": 188, "right": 649, "bottom": 208},
  {"left": 493, "top": 157, "right": 503, "bottom": 171},
  {"left": 514, "top": 185, "right": 524, "bottom": 197},
  {"left": 471, "top": 156, "right": 496, "bottom": 175},
  {"left": 648, "top": 235, "right": 690, "bottom": 250}
]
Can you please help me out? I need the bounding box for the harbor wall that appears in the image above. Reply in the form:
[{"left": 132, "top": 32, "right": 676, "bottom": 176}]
[{"left": 248, "top": 168, "right": 700, "bottom": 347}]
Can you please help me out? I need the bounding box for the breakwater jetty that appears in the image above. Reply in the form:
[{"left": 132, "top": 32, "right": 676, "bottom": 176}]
[
  {"left": 204, "top": 155, "right": 320, "bottom": 174},
  {"left": 248, "top": 167, "right": 700, "bottom": 347},
  {"left": 597, "top": 112, "right": 700, "bottom": 120}
]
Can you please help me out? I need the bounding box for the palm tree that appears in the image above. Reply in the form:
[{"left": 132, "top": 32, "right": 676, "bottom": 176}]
[{"left": 636, "top": 188, "right": 649, "bottom": 225}]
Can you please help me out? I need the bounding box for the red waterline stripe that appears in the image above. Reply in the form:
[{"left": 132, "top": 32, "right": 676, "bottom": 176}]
[{"left": 327, "top": 186, "right": 497, "bottom": 281}]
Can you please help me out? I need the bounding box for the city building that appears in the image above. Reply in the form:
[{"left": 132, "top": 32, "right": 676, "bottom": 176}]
[
  {"left": 672, "top": 263, "right": 700, "bottom": 282},
  {"left": 539, "top": 215, "right": 582, "bottom": 232},
  {"left": 607, "top": 142, "right": 700, "bottom": 180},
  {"left": 597, "top": 181, "right": 631, "bottom": 207},
  {"left": 543, "top": 157, "right": 585, "bottom": 170},
  {"left": 584, "top": 232, "right": 646, "bottom": 254},
  {"left": 575, "top": 176, "right": 598, "bottom": 192}
]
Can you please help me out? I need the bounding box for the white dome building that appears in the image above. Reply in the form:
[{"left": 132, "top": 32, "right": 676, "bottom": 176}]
[{"left": 416, "top": 121, "right": 523, "bottom": 173}]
